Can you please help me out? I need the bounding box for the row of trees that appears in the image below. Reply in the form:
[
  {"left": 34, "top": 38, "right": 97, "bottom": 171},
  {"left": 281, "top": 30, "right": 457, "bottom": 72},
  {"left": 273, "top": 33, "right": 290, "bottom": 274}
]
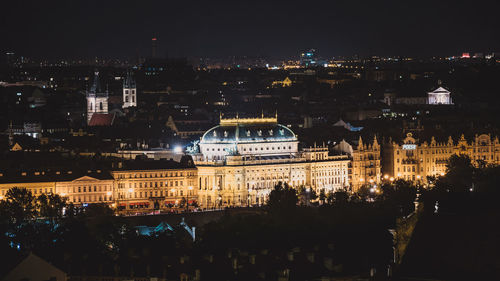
[
  {"left": 267, "top": 179, "right": 418, "bottom": 218},
  {"left": 267, "top": 155, "right": 500, "bottom": 216},
  {"left": 0, "top": 187, "right": 67, "bottom": 226}
]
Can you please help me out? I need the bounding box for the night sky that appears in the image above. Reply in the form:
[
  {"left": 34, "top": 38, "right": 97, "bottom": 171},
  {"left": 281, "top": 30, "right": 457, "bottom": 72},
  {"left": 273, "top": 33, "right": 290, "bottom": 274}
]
[{"left": 2, "top": 0, "right": 500, "bottom": 59}]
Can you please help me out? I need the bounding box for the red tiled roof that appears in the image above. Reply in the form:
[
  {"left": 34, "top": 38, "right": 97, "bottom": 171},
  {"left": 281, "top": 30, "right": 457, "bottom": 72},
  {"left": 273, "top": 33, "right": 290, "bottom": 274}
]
[{"left": 89, "top": 113, "right": 115, "bottom": 126}]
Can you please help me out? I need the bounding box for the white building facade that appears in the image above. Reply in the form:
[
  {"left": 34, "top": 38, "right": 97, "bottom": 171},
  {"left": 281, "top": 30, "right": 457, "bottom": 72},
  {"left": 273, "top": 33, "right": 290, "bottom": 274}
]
[
  {"left": 427, "top": 87, "right": 453, "bottom": 105},
  {"left": 192, "top": 116, "right": 350, "bottom": 207}
]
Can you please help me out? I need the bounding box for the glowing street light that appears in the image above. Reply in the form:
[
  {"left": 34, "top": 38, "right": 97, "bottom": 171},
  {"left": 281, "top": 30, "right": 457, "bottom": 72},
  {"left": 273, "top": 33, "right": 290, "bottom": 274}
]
[{"left": 384, "top": 174, "right": 389, "bottom": 180}]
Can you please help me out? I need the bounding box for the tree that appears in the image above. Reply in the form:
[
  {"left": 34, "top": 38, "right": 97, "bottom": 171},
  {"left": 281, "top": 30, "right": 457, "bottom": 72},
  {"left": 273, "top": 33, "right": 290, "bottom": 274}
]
[
  {"left": 326, "top": 191, "right": 335, "bottom": 205},
  {"left": 437, "top": 154, "right": 475, "bottom": 193},
  {"left": 297, "top": 185, "right": 316, "bottom": 206},
  {"left": 179, "top": 197, "right": 187, "bottom": 208},
  {"left": 82, "top": 203, "right": 114, "bottom": 217},
  {"left": 334, "top": 191, "right": 349, "bottom": 205},
  {"left": 0, "top": 187, "right": 37, "bottom": 224},
  {"left": 37, "top": 194, "right": 67, "bottom": 220},
  {"left": 356, "top": 185, "right": 373, "bottom": 201},
  {"left": 319, "top": 189, "right": 327, "bottom": 205},
  {"left": 267, "top": 182, "right": 298, "bottom": 212},
  {"left": 381, "top": 179, "right": 417, "bottom": 216}
]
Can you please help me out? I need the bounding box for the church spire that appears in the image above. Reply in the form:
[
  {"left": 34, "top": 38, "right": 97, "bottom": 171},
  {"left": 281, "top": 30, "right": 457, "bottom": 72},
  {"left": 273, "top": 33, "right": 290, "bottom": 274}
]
[
  {"left": 358, "top": 136, "right": 364, "bottom": 150},
  {"left": 89, "top": 69, "right": 102, "bottom": 94}
]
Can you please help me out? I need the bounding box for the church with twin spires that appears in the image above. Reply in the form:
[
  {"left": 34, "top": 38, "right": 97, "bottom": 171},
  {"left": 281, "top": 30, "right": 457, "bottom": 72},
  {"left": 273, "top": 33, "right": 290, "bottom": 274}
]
[{"left": 86, "top": 70, "right": 137, "bottom": 126}]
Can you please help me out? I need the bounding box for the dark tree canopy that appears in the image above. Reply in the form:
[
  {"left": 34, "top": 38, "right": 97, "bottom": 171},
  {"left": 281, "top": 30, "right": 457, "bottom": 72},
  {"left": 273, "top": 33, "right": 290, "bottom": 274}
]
[{"left": 266, "top": 182, "right": 298, "bottom": 212}]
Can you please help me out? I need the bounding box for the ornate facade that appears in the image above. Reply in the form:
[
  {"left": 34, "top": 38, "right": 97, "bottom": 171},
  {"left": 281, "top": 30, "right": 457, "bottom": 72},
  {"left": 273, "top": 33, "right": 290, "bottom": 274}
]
[
  {"left": 192, "top": 115, "right": 350, "bottom": 207},
  {"left": 383, "top": 133, "right": 500, "bottom": 183},
  {"left": 334, "top": 136, "right": 381, "bottom": 192}
]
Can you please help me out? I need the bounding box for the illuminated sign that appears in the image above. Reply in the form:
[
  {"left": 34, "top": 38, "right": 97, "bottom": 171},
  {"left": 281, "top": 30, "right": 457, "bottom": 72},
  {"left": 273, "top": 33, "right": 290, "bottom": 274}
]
[{"left": 402, "top": 144, "right": 416, "bottom": 150}]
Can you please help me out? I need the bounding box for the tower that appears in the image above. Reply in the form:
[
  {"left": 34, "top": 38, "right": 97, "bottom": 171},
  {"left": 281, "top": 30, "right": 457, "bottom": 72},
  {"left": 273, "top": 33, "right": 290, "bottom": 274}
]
[
  {"left": 86, "top": 70, "right": 108, "bottom": 124},
  {"left": 151, "top": 37, "right": 158, "bottom": 59},
  {"left": 122, "top": 71, "right": 137, "bottom": 108}
]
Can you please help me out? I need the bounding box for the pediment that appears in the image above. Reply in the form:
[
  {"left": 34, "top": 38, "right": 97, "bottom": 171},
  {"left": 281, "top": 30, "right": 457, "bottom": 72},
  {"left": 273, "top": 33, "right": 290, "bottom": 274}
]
[{"left": 72, "top": 176, "right": 99, "bottom": 182}]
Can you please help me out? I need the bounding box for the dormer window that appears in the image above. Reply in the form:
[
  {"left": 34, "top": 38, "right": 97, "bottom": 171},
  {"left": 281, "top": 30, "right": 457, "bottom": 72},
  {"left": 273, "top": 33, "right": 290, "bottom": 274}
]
[
  {"left": 279, "top": 129, "right": 284, "bottom": 135},
  {"left": 246, "top": 130, "right": 251, "bottom": 137},
  {"left": 257, "top": 130, "right": 262, "bottom": 136},
  {"left": 213, "top": 131, "right": 217, "bottom": 137},
  {"left": 269, "top": 129, "right": 273, "bottom": 136},
  {"left": 224, "top": 131, "right": 228, "bottom": 137}
]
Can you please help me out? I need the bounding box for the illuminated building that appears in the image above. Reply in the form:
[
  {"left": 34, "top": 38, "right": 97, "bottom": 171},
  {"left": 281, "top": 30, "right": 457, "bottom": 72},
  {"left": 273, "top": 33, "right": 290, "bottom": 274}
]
[
  {"left": 300, "top": 49, "right": 318, "bottom": 67},
  {"left": 427, "top": 87, "right": 453, "bottom": 105},
  {"left": 111, "top": 158, "right": 198, "bottom": 213},
  {"left": 122, "top": 71, "right": 137, "bottom": 108},
  {"left": 383, "top": 133, "right": 500, "bottom": 183},
  {"left": 191, "top": 115, "right": 350, "bottom": 207},
  {"left": 271, "top": 77, "right": 293, "bottom": 87},
  {"left": 86, "top": 70, "right": 109, "bottom": 124},
  {"left": 0, "top": 170, "right": 114, "bottom": 206},
  {"left": 383, "top": 86, "right": 453, "bottom": 106},
  {"left": 0, "top": 117, "right": 351, "bottom": 211},
  {"left": 333, "top": 136, "right": 381, "bottom": 192}
]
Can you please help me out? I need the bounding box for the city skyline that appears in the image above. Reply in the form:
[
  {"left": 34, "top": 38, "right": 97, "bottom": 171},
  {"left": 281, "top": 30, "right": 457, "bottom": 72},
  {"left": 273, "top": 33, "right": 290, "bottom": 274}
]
[
  {"left": 2, "top": 0, "right": 500, "bottom": 59},
  {"left": 1, "top": 1, "right": 500, "bottom": 280}
]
